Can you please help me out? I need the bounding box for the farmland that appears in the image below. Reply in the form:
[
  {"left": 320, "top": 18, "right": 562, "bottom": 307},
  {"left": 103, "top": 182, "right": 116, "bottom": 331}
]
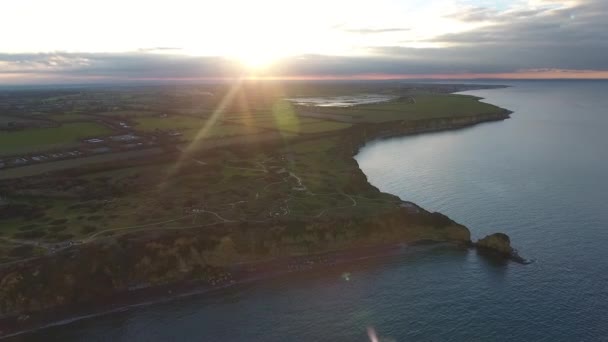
[{"left": 0, "top": 122, "right": 112, "bottom": 156}]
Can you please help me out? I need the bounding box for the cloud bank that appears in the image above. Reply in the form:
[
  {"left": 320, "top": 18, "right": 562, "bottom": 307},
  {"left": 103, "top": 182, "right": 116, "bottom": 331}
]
[{"left": 1, "top": 0, "right": 607, "bottom": 83}]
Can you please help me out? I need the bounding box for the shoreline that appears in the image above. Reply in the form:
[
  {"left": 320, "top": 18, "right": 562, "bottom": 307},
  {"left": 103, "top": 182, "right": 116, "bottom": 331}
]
[
  {"left": 0, "top": 93, "right": 513, "bottom": 338},
  {"left": 0, "top": 242, "right": 466, "bottom": 339}
]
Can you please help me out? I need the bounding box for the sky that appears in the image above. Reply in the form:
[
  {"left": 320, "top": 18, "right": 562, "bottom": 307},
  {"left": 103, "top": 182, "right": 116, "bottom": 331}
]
[{"left": 1, "top": 0, "right": 607, "bottom": 84}]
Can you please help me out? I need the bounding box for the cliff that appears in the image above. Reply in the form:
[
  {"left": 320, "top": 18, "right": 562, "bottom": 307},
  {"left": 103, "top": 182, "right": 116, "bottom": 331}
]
[
  {"left": 0, "top": 206, "right": 470, "bottom": 320},
  {"left": 351, "top": 111, "right": 512, "bottom": 148}
]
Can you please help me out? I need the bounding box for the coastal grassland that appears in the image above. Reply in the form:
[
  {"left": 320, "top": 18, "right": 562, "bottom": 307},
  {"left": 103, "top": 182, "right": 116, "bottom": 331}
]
[
  {"left": 132, "top": 116, "right": 205, "bottom": 132},
  {"left": 223, "top": 100, "right": 352, "bottom": 134},
  {"left": 48, "top": 113, "right": 93, "bottom": 122},
  {"left": 131, "top": 105, "right": 351, "bottom": 140},
  {"left": 293, "top": 121, "right": 352, "bottom": 133},
  {"left": 133, "top": 116, "right": 260, "bottom": 139},
  {"left": 228, "top": 116, "right": 351, "bottom": 134},
  {"left": 0, "top": 239, "right": 45, "bottom": 261},
  {"left": 96, "top": 110, "right": 161, "bottom": 117},
  {"left": 300, "top": 94, "right": 504, "bottom": 123},
  {"left": 224, "top": 115, "right": 320, "bottom": 126},
  {"left": 180, "top": 123, "right": 262, "bottom": 140},
  {"left": 0, "top": 122, "right": 113, "bottom": 156},
  {"left": 0, "top": 149, "right": 164, "bottom": 180},
  {"left": 0, "top": 134, "right": 398, "bottom": 261},
  {"left": 0, "top": 116, "right": 43, "bottom": 125}
]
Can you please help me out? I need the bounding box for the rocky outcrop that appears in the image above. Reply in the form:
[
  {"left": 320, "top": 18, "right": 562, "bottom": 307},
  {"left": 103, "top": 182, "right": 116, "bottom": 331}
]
[
  {"left": 0, "top": 205, "right": 471, "bottom": 324},
  {"left": 475, "top": 233, "right": 526, "bottom": 263},
  {"left": 477, "top": 233, "right": 512, "bottom": 255}
]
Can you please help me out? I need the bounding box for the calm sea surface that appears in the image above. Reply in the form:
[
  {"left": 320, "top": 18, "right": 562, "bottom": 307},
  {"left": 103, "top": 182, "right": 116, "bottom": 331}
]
[{"left": 13, "top": 81, "right": 608, "bottom": 341}]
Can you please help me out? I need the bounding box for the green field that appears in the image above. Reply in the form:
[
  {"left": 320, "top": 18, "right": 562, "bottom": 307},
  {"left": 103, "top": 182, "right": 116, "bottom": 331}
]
[
  {"left": 97, "top": 110, "right": 160, "bottom": 117},
  {"left": 289, "top": 120, "right": 352, "bottom": 133},
  {"left": 133, "top": 116, "right": 205, "bottom": 132},
  {"left": 49, "top": 113, "right": 94, "bottom": 122},
  {"left": 0, "top": 116, "right": 36, "bottom": 124},
  {"left": 133, "top": 116, "right": 260, "bottom": 140},
  {"left": 0, "top": 135, "right": 396, "bottom": 248},
  {"left": 180, "top": 123, "right": 260, "bottom": 140},
  {"left": 304, "top": 94, "right": 503, "bottom": 123},
  {"left": 0, "top": 122, "right": 113, "bottom": 156},
  {"left": 0, "top": 148, "right": 164, "bottom": 180},
  {"left": 223, "top": 101, "right": 352, "bottom": 134},
  {"left": 228, "top": 115, "right": 351, "bottom": 133}
]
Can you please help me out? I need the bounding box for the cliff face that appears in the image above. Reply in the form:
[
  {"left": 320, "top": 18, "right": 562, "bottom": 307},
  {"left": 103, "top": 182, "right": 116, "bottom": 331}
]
[
  {"left": 355, "top": 111, "right": 511, "bottom": 145},
  {"left": 0, "top": 206, "right": 470, "bottom": 318}
]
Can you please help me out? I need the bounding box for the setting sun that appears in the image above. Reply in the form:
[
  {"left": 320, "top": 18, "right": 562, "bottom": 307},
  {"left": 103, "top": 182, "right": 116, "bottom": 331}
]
[{"left": 235, "top": 50, "right": 280, "bottom": 70}]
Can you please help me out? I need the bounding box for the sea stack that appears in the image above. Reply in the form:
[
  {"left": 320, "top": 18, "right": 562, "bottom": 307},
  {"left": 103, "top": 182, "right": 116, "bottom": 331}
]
[{"left": 476, "top": 233, "right": 527, "bottom": 263}]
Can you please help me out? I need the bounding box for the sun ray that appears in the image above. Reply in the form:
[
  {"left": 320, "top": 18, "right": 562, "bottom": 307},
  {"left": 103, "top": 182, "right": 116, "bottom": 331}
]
[{"left": 162, "top": 78, "right": 245, "bottom": 183}]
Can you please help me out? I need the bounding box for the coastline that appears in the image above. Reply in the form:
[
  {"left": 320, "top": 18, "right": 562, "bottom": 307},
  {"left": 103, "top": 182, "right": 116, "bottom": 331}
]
[
  {"left": 0, "top": 95, "right": 513, "bottom": 338},
  {"left": 0, "top": 242, "right": 464, "bottom": 339}
]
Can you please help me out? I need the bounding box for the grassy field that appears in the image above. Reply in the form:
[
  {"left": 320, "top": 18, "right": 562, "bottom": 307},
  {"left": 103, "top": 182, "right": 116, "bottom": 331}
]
[
  {"left": 300, "top": 94, "right": 504, "bottom": 123},
  {"left": 133, "top": 116, "right": 260, "bottom": 140},
  {"left": 180, "top": 123, "right": 261, "bottom": 140},
  {"left": 0, "top": 135, "right": 397, "bottom": 253},
  {"left": 133, "top": 116, "right": 205, "bottom": 132},
  {"left": 0, "top": 122, "right": 113, "bottom": 156},
  {"left": 97, "top": 110, "right": 161, "bottom": 117},
  {"left": 0, "top": 116, "right": 38, "bottom": 124},
  {"left": 0, "top": 148, "right": 164, "bottom": 180},
  {"left": 49, "top": 113, "right": 94, "bottom": 122},
  {"left": 133, "top": 94, "right": 495, "bottom": 136},
  {"left": 223, "top": 101, "right": 352, "bottom": 134},
  {"left": 228, "top": 115, "right": 351, "bottom": 133}
]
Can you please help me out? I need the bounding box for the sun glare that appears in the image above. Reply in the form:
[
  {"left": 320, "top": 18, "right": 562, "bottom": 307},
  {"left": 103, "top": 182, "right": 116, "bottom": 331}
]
[{"left": 237, "top": 51, "right": 278, "bottom": 70}]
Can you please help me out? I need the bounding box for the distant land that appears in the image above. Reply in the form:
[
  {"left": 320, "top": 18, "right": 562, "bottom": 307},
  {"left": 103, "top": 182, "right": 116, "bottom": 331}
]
[{"left": 0, "top": 82, "right": 517, "bottom": 336}]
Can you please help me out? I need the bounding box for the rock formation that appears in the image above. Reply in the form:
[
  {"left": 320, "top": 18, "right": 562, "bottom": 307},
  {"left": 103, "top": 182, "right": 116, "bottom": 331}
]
[{"left": 476, "top": 233, "right": 527, "bottom": 263}]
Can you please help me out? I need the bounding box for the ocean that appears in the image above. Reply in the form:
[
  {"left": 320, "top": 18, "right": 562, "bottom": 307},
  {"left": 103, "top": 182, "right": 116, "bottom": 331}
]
[{"left": 13, "top": 80, "right": 608, "bottom": 341}]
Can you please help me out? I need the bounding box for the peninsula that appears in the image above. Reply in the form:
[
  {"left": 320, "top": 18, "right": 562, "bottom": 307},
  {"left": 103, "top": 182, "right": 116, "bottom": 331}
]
[{"left": 0, "top": 82, "right": 513, "bottom": 336}]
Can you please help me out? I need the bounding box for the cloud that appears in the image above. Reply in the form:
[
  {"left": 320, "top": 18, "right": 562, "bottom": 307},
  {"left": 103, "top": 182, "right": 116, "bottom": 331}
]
[
  {"left": 1, "top": 0, "right": 608, "bottom": 83},
  {"left": 444, "top": 7, "right": 500, "bottom": 22},
  {"left": 415, "top": 0, "right": 608, "bottom": 72},
  {"left": 0, "top": 52, "right": 241, "bottom": 79},
  {"left": 137, "top": 47, "right": 184, "bottom": 53},
  {"left": 340, "top": 27, "right": 411, "bottom": 34}
]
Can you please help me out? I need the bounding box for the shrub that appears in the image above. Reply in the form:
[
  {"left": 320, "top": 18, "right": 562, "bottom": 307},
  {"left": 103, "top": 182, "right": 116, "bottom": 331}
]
[
  {"left": 49, "top": 225, "right": 68, "bottom": 233},
  {"left": 80, "top": 225, "right": 97, "bottom": 234}
]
